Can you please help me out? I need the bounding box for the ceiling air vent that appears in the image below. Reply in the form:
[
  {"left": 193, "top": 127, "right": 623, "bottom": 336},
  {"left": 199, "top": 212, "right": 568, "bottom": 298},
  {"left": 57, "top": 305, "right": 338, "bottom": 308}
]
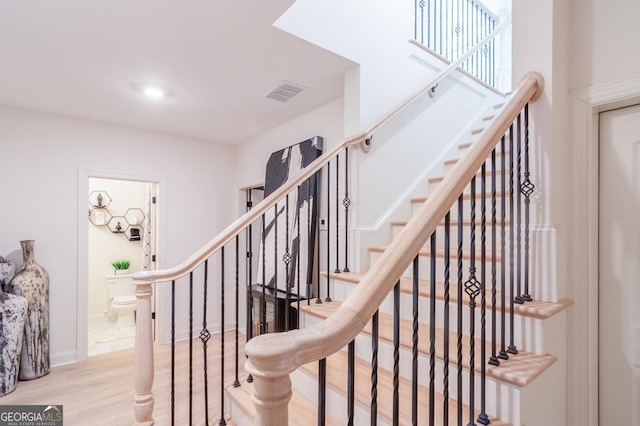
[{"left": 264, "top": 81, "right": 306, "bottom": 103}]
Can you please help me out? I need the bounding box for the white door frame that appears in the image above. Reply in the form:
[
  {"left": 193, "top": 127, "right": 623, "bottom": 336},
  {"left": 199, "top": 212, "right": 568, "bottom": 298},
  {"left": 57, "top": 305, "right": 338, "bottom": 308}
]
[
  {"left": 77, "top": 169, "right": 167, "bottom": 361},
  {"left": 570, "top": 74, "right": 640, "bottom": 426}
]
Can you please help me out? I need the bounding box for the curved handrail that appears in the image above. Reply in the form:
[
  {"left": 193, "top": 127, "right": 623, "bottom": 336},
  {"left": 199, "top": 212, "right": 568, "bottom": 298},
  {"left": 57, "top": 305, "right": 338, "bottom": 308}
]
[{"left": 245, "top": 71, "right": 544, "bottom": 376}]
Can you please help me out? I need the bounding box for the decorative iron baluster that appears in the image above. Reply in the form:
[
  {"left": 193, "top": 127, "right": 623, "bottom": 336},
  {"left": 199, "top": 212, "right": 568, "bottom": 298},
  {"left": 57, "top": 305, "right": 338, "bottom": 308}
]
[
  {"left": 371, "top": 310, "right": 379, "bottom": 425},
  {"left": 326, "top": 161, "right": 332, "bottom": 302},
  {"left": 246, "top": 196, "right": 254, "bottom": 384},
  {"left": 465, "top": 176, "right": 480, "bottom": 426},
  {"left": 443, "top": 212, "right": 451, "bottom": 425},
  {"left": 316, "top": 172, "right": 322, "bottom": 305},
  {"left": 344, "top": 147, "right": 351, "bottom": 272},
  {"left": 393, "top": 280, "right": 400, "bottom": 426},
  {"left": 297, "top": 185, "right": 302, "bottom": 321},
  {"left": 335, "top": 155, "right": 341, "bottom": 274},
  {"left": 478, "top": 164, "right": 489, "bottom": 425},
  {"left": 284, "top": 195, "right": 291, "bottom": 332},
  {"left": 499, "top": 135, "right": 509, "bottom": 361},
  {"left": 234, "top": 237, "right": 241, "bottom": 388},
  {"left": 445, "top": 0, "right": 449, "bottom": 59},
  {"left": 489, "top": 148, "right": 501, "bottom": 366},
  {"left": 429, "top": 231, "right": 437, "bottom": 426},
  {"left": 201, "top": 260, "right": 211, "bottom": 426},
  {"left": 189, "top": 271, "right": 194, "bottom": 426},
  {"left": 219, "top": 250, "right": 226, "bottom": 426},
  {"left": 521, "top": 104, "right": 534, "bottom": 302},
  {"left": 274, "top": 203, "right": 279, "bottom": 323},
  {"left": 262, "top": 214, "right": 267, "bottom": 332},
  {"left": 412, "top": 254, "right": 420, "bottom": 426},
  {"left": 515, "top": 113, "right": 524, "bottom": 305},
  {"left": 308, "top": 176, "right": 313, "bottom": 305},
  {"left": 508, "top": 123, "right": 518, "bottom": 355},
  {"left": 457, "top": 194, "right": 464, "bottom": 426},
  {"left": 348, "top": 340, "right": 355, "bottom": 426},
  {"left": 171, "top": 280, "right": 176, "bottom": 426},
  {"left": 318, "top": 358, "right": 327, "bottom": 426}
]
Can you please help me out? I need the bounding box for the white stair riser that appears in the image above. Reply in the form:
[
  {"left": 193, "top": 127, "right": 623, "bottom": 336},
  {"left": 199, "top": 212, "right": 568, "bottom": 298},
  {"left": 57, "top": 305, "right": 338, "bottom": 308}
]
[
  {"left": 392, "top": 223, "right": 511, "bottom": 248},
  {"left": 411, "top": 197, "right": 515, "bottom": 218}
]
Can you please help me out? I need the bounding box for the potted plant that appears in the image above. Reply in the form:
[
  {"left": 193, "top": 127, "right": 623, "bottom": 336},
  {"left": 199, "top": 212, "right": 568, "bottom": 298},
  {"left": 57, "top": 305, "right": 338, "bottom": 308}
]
[{"left": 111, "top": 259, "right": 130, "bottom": 275}]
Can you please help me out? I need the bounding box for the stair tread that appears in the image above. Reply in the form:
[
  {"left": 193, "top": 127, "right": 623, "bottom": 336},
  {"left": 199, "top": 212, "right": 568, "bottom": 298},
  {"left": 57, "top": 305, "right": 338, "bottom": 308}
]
[
  {"left": 300, "top": 300, "right": 556, "bottom": 388},
  {"left": 411, "top": 192, "right": 505, "bottom": 204},
  {"left": 444, "top": 151, "right": 510, "bottom": 166},
  {"left": 325, "top": 271, "right": 574, "bottom": 320},
  {"left": 429, "top": 168, "right": 505, "bottom": 184},
  {"left": 369, "top": 246, "right": 502, "bottom": 262},
  {"left": 299, "top": 349, "right": 511, "bottom": 425},
  {"left": 226, "top": 377, "right": 343, "bottom": 425},
  {"left": 391, "top": 218, "right": 511, "bottom": 227}
]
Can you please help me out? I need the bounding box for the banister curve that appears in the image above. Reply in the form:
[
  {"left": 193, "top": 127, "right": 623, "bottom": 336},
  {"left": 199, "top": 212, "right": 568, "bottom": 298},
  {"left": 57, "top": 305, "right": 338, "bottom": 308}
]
[{"left": 245, "top": 71, "right": 544, "bottom": 377}]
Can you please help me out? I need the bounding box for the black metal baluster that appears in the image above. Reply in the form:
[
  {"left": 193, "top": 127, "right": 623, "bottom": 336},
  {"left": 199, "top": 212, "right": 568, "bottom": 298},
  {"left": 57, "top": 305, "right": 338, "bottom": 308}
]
[
  {"left": 189, "top": 271, "right": 194, "bottom": 426},
  {"left": 326, "top": 160, "right": 331, "bottom": 302},
  {"left": 171, "top": 280, "right": 176, "bottom": 426},
  {"left": 219, "top": 250, "right": 226, "bottom": 426},
  {"left": 514, "top": 113, "right": 524, "bottom": 305},
  {"left": 508, "top": 124, "right": 518, "bottom": 355},
  {"left": 412, "top": 254, "right": 420, "bottom": 426},
  {"left": 297, "top": 185, "right": 302, "bottom": 322},
  {"left": 478, "top": 164, "right": 489, "bottom": 425},
  {"left": 429, "top": 231, "right": 437, "bottom": 426},
  {"left": 414, "top": 0, "right": 418, "bottom": 40},
  {"left": 308, "top": 176, "right": 313, "bottom": 305},
  {"left": 344, "top": 147, "right": 351, "bottom": 273},
  {"left": 262, "top": 214, "right": 267, "bottom": 332},
  {"left": 491, "top": 19, "right": 496, "bottom": 87},
  {"left": 348, "top": 340, "right": 355, "bottom": 426},
  {"left": 489, "top": 148, "right": 501, "bottom": 366},
  {"left": 335, "top": 155, "right": 341, "bottom": 274},
  {"left": 457, "top": 194, "right": 464, "bottom": 426},
  {"left": 316, "top": 172, "right": 322, "bottom": 305},
  {"left": 439, "top": 0, "right": 443, "bottom": 55},
  {"left": 521, "top": 104, "right": 534, "bottom": 302},
  {"left": 427, "top": 0, "right": 431, "bottom": 47},
  {"left": 445, "top": 0, "right": 449, "bottom": 59},
  {"left": 284, "top": 195, "right": 291, "bottom": 332},
  {"left": 246, "top": 197, "right": 254, "bottom": 384},
  {"left": 499, "top": 136, "right": 509, "bottom": 361},
  {"left": 274, "top": 203, "right": 279, "bottom": 324},
  {"left": 443, "top": 212, "right": 451, "bottom": 425},
  {"left": 201, "top": 260, "right": 211, "bottom": 426},
  {"left": 318, "top": 358, "right": 327, "bottom": 426},
  {"left": 234, "top": 236, "right": 241, "bottom": 388},
  {"left": 393, "top": 280, "right": 400, "bottom": 426},
  {"left": 465, "top": 177, "right": 480, "bottom": 426},
  {"left": 371, "top": 310, "right": 379, "bottom": 426}
]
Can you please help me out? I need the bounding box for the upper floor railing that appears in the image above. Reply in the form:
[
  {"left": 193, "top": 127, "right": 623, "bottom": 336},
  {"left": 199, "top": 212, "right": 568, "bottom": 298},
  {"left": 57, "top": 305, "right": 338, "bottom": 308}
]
[{"left": 415, "top": 0, "right": 507, "bottom": 89}]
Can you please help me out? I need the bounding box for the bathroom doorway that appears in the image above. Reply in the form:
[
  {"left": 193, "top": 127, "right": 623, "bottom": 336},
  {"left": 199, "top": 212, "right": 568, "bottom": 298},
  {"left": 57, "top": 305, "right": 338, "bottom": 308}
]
[{"left": 87, "top": 177, "right": 158, "bottom": 356}]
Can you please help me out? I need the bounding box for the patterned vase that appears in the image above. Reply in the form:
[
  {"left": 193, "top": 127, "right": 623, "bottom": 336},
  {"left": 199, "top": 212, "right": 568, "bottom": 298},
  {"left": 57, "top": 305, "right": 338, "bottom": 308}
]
[
  {"left": 5, "top": 240, "right": 50, "bottom": 380},
  {"left": 0, "top": 256, "right": 16, "bottom": 292},
  {"left": 0, "top": 292, "right": 28, "bottom": 395}
]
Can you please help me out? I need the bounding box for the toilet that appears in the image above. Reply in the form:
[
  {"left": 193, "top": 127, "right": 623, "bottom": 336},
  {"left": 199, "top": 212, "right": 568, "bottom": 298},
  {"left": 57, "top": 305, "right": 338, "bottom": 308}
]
[{"left": 106, "top": 274, "right": 137, "bottom": 328}]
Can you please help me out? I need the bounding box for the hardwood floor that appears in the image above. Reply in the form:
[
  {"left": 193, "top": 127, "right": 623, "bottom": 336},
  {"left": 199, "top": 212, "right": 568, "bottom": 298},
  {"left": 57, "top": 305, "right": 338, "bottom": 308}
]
[{"left": 0, "top": 331, "right": 246, "bottom": 425}]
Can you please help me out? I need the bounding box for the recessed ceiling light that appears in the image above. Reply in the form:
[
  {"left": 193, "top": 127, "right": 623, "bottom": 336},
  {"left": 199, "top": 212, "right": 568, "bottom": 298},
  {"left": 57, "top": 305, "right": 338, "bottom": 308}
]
[{"left": 134, "top": 83, "right": 173, "bottom": 99}]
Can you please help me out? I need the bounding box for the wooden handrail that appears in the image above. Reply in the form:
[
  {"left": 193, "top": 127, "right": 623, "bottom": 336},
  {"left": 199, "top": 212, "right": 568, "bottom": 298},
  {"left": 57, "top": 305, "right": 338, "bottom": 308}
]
[{"left": 244, "top": 72, "right": 544, "bottom": 425}]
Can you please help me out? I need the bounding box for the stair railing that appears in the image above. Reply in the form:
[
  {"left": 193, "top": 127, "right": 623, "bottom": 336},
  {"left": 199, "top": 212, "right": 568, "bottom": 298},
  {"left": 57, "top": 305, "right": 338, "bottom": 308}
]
[
  {"left": 245, "top": 71, "right": 544, "bottom": 425},
  {"left": 130, "top": 20, "right": 519, "bottom": 426}
]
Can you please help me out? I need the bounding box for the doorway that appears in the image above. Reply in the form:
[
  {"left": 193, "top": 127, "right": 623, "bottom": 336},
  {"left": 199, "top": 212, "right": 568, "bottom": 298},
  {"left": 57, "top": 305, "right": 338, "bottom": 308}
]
[
  {"left": 599, "top": 104, "right": 640, "bottom": 425},
  {"left": 87, "top": 177, "right": 158, "bottom": 356}
]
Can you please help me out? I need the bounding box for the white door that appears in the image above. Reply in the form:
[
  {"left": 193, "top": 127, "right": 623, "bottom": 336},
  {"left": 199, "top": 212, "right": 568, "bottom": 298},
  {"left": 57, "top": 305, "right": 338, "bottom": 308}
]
[{"left": 599, "top": 104, "right": 640, "bottom": 426}]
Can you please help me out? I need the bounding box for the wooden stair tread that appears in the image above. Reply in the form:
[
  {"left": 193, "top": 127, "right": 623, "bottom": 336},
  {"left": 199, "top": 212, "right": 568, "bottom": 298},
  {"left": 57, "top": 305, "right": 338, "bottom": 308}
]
[
  {"left": 226, "top": 376, "right": 342, "bottom": 425},
  {"left": 429, "top": 168, "right": 505, "bottom": 184},
  {"left": 390, "top": 218, "right": 511, "bottom": 227},
  {"left": 411, "top": 191, "right": 506, "bottom": 204},
  {"left": 300, "top": 349, "right": 511, "bottom": 425},
  {"left": 300, "top": 300, "right": 556, "bottom": 388},
  {"left": 369, "top": 246, "right": 502, "bottom": 263},
  {"left": 444, "top": 151, "right": 510, "bottom": 166},
  {"left": 325, "top": 271, "right": 573, "bottom": 320}
]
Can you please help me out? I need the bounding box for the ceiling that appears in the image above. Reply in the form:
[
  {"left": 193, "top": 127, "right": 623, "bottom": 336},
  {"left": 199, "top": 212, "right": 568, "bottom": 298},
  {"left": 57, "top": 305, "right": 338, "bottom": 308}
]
[{"left": 0, "top": 0, "right": 356, "bottom": 144}]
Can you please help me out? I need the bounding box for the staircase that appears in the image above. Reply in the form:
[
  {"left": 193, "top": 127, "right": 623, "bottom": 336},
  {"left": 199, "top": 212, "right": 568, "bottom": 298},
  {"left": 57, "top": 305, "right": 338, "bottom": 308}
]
[{"left": 226, "top": 84, "right": 572, "bottom": 425}]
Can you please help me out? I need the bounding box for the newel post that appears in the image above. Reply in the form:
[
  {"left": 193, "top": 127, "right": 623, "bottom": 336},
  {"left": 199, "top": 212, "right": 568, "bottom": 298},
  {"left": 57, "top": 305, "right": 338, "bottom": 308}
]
[
  {"left": 133, "top": 282, "right": 155, "bottom": 425},
  {"left": 246, "top": 361, "right": 292, "bottom": 425}
]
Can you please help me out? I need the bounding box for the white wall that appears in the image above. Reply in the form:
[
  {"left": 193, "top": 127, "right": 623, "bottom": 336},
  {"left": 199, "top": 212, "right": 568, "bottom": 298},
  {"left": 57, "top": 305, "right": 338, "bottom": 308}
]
[
  {"left": 0, "top": 105, "right": 238, "bottom": 365},
  {"left": 569, "top": 0, "right": 640, "bottom": 91}
]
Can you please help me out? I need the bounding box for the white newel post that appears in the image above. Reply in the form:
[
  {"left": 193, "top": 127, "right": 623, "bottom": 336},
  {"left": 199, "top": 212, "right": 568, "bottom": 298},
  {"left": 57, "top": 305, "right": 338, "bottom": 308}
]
[
  {"left": 133, "top": 283, "right": 155, "bottom": 425},
  {"left": 246, "top": 361, "right": 292, "bottom": 426}
]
